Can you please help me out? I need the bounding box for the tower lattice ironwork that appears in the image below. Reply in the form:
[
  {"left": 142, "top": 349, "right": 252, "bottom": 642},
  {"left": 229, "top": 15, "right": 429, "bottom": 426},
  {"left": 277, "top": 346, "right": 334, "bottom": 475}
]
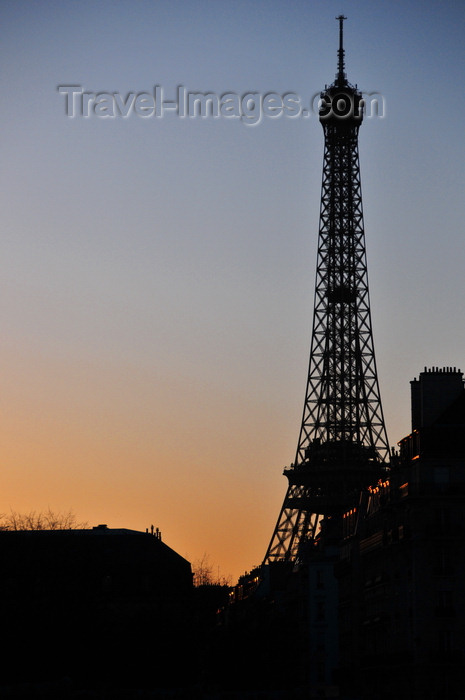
[{"left": 264, "top": 16, "right": 390, "bottom": 565}]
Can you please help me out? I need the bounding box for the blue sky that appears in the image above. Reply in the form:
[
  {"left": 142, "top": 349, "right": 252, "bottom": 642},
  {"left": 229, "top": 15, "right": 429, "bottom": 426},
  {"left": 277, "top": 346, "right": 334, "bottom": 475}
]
[{"left": 1, "top": 0, "right": 464, "bottom": 579}]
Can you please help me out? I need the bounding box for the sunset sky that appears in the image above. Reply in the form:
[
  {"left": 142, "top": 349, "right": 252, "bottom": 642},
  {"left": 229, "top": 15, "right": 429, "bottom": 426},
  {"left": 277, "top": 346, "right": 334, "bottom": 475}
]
[{"left": 1, "top": 0, "right": 464, "bottom": 582}]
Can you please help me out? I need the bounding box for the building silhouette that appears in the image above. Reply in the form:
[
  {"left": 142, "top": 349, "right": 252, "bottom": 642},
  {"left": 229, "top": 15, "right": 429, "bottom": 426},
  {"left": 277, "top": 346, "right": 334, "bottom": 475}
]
[
  {"left": 338, "top": 367, "right": 465, "bottom": 700},
  {"left": 0, "top": 525, "right": 194, "bottom": 693}
]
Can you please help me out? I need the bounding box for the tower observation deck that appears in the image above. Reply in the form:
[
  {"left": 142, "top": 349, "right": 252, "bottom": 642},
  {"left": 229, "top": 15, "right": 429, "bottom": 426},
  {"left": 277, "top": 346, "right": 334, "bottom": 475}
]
[{"left": 264, "top": 17, "right": 390, "bottom": 564}]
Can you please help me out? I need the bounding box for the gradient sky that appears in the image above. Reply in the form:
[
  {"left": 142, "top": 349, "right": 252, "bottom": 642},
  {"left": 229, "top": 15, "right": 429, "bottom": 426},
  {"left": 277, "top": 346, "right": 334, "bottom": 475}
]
[{"left": 1, "top": 0, "right": 464, "bottom": 582}]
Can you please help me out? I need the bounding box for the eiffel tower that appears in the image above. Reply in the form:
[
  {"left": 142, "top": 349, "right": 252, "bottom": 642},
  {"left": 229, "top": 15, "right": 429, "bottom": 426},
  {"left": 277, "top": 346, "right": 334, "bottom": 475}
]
[{"left": 264, "top": 16, "right": 390, "bottom": 564}]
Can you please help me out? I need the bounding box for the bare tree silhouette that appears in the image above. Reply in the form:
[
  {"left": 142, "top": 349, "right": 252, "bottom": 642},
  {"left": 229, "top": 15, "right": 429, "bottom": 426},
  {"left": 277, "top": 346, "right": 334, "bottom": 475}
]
[
  {"left": 0, "top": 508, "right": 88, "bottom": 531},
  {"left": 192, "top": 552, "right": 231, "bottom": 587}
]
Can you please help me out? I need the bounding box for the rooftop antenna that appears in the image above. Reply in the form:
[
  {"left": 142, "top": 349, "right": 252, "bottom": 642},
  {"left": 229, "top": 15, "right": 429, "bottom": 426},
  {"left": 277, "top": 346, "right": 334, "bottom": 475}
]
[{"left": 336, "top": 14, "right": 347, "bottom": 85}]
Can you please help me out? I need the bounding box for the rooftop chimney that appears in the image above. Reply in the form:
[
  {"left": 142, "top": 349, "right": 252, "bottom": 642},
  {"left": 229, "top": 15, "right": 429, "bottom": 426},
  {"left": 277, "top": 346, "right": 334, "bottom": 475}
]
[{"left": 410, "top": 367, "right": 464, "bottom": 431}]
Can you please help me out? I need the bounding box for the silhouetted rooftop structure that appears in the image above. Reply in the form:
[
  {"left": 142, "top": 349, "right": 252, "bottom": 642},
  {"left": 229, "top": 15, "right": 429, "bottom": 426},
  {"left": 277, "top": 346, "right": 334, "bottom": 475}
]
[
  {"left": 337, "top": 367, "right": 465, "bottom": 700},
  {"left": 0, "top": 525, "right": 194, "bottom": 692},
  {"left": 0, "top": 524, "right": 192, "bottom": 596}
]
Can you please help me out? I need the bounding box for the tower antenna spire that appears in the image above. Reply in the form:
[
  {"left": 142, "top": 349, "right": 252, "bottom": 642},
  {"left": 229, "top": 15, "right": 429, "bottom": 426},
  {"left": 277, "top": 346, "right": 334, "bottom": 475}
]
[{"left": 336, "top": 14, "right": 347, "bottom": 84}]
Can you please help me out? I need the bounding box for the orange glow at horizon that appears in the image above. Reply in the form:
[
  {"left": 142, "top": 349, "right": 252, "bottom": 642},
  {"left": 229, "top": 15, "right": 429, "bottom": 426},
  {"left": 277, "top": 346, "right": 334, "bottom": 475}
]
[{"left": 1, "top": 342, "right": 292, "bottom": 582}]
